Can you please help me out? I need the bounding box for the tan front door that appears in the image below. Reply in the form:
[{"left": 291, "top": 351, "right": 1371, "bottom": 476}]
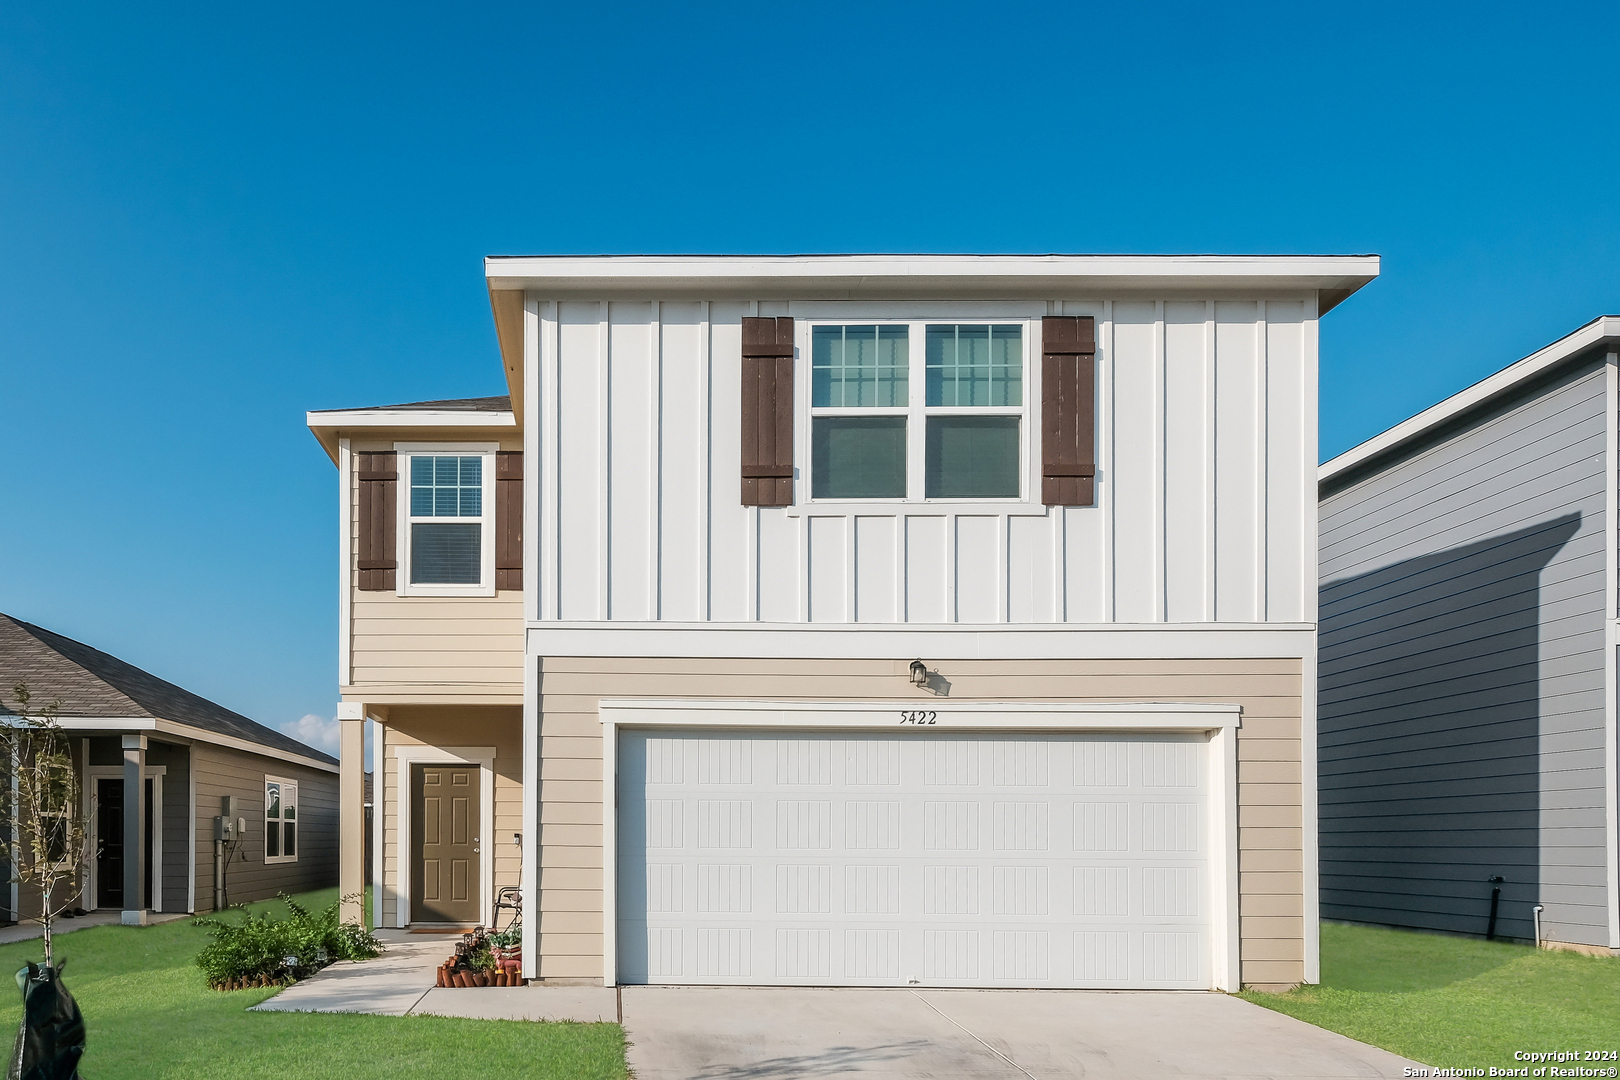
[{"left": 412, "top": 764, "right": 480, "bottom": 924}]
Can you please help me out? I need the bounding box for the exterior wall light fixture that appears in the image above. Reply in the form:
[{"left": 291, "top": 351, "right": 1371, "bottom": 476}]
[{"left": 909, "top": 660, "right": 929, "bottom": 687}]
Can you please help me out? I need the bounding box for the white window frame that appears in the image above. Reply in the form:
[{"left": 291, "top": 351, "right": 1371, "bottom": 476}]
[
  {"left": 797, "top": 318, "right": 1037, "bottom": 511},
  {"left": 394, "top": 442, "right": 499, "bottom": 597},
  {"left": 264, "top": 775, "right": 298, "bottom": 865}
]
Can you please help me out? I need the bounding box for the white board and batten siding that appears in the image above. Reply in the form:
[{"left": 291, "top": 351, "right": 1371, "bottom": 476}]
[{"left": 530, "top": 298, "right": 1318, "bottom": 626}]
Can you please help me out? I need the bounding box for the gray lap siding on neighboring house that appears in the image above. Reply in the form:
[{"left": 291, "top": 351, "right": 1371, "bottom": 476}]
[
  {"left": 1318, "top": 358, "right": 1610, "bottom": 946},
  {"left": 146, "top": 741, "right": 192, "bottom": 912},
  {"left": 190, "top": 743, "right": 338, "bottom": 911}
]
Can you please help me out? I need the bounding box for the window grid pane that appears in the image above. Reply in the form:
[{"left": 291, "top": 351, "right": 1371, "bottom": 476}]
[
  {"left": 411, "top": 455, "right": 483, "bottom": 518},
  {"left": 926, "top": 416, "right": 1021, "bottom": 498},
  {"left": 926, "top": 324, "right": 1022, "bottom": 407},
  {"left": 812, "top": 325, "right": 908, "bottom": 408},
  {"left": 411, "top": 522, "right": 482, "bottom": 584},
  {"left": 811, "top": 417, "right": 907, "bottom": 499}
]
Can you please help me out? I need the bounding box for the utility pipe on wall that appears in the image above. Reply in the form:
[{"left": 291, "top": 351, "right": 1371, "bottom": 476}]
[
  {"left": 1533, "top": 904, "right": 1545, "bottom": 949},
  {"left": 1486, "top": 876, "right": 1505, "bottom": 941}
]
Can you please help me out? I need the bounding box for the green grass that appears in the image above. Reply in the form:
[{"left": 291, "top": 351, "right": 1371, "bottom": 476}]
[
  {"left": 0, "top": 889, "right": 627, "bottom": 1080},
  {"left": 1242, "top": 921, "right": 1620, "bottom": 1068}
]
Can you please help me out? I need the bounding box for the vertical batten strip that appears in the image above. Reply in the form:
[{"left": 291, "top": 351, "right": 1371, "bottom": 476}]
[
  {"left": 598, "top": 301, "right": 611, "bottom": 620},
  {"left": 1000, "top": 513, "right": 1012, "bottom": 623},
  {"left": 1203, "top": 301, "right": 1217, "bottom": 623},
  {"left": 1154, "top": 299, "right": 1167, "bottom": 622},
  {"left": 1101, "top": 300, "right": 1115, "bottom": 623},
  {"left": 543, "top": 301, "right": 561, "bottom": 621},
  {"left": 523, "top": 295, "right": 541, "bottom": 622},
  {"left": 1255, "top": 301, "right": 1270, "bottom": 622},
  {"left": 893, "top": 514, "right": 905, "bottom": 623},
  {"left": 698, "top": 301, "right": 712, "bottom": 621},
  {"left": 945, "top": 513, "right": 958, "bottom": 621},
  {"left": 337, "top": 438, "right": 353, "bottom": 686},
  {"left": 845, "top": 515, "right": 857, "bottom": 622},
  {"left": 650, "top": 301, "right": 662, "bottom": 620},
  {"left": 1051, "top": 303, "right": 1066, "bottom": 622}
]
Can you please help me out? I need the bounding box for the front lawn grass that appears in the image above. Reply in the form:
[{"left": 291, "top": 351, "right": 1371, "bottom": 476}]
[
  {"left": 1242, "top": 921, "right": 1620, "bottom": 1069},
  {"left": 0, "top": 889, "right": 626, "bottom": 1080}
]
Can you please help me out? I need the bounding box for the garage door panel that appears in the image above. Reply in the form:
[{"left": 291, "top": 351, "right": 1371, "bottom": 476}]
[{"left": 619, "top": 729, "right": 1213, "bottom": 988}]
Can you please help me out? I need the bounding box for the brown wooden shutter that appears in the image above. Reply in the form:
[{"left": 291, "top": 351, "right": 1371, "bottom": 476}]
[
  {"left": 495, "top": 450, "right": 523, "bottom": 591},
  {"left": 740, "top": 316, "right": 795, "bottom": 507},
  {"left": 355, "top": 451, "right": 397, "bottom": 590},
  {"left": 1041, "top": 316, "right": 1097, "bottom": 506}
]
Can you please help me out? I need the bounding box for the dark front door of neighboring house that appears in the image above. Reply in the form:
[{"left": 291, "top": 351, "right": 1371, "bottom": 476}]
[
  {"left": 411, "top": 764, "right": 480, "bottom": 925},
  {"left": 94, "top": 778, "right": 154, "bottom": 910}
]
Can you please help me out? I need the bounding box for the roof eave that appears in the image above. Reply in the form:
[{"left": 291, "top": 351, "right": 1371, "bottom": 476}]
[
  {"left": 482, "top": 254, "right": 1380, "bottom": 305},
  {"left": 1320, "top": 315, "right": 1620, "bottom": 488},
  {"left": 305, "top": 409, "right": 519, "bottom": 465}
]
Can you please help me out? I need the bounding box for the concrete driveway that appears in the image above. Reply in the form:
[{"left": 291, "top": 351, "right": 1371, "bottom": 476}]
[{"left": 621, "top": 986, "right": 1422, "bottom": 1080}]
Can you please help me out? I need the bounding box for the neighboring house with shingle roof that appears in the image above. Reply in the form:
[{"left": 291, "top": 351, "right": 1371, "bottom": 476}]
[{"left": 0, "top": 614, "right": 337, "bottom": 926}]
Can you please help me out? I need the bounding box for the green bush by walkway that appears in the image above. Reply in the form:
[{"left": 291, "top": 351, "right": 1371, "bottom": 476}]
[
  {"left": 0, "top": 890, "right": 626, "bottom": 1080},
  {"left": 1243, "top": 921, "right": 1620, "bottom": 1070}
]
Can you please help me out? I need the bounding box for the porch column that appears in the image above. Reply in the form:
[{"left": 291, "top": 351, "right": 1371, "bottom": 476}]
[
  {"left": 121, "top": 734, "right": 147, "bottom": 926},
  {"left": 337, "top": 703, "right": 367, "bottom": 927}
]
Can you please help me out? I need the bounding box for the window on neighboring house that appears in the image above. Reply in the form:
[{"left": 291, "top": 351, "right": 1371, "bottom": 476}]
[
  {"left": 402, "top": 452, "right": 493, "bottom": 593},
  {"left": 809, "top": 322, "right": 1025, "bottom": 501},
  {"left": 265, "top": 778, "right": 297, "bottom": 863}
]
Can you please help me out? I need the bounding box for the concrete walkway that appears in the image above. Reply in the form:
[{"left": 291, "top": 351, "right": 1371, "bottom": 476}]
[
  {"left": 0, "top": 911, "right": 188, "bottom": 946},
  {"left": 620, "top": 985, "right": 1425, "bottom": 1080},
  {"left": 251, "top": 929, "right": 616, "bottom": 1021}
]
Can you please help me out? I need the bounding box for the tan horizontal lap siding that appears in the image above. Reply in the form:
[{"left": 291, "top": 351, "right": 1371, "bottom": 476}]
[
  {"left": 536, "top": 655, "right": 1304, "bottom": 988},
  {"left": 347, "top": 437, "right": 524, "bottom": 699},
  {"left": 378, "top": 707, "right": 522, "bottom": 929}
]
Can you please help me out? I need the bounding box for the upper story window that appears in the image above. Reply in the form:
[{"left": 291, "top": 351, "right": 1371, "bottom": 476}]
[
  {"left": 809, "top": 322, "right": 1025, "bottom": 501},
  {"left": 398, "top": 448, "right": 496, "bottom": 595}
]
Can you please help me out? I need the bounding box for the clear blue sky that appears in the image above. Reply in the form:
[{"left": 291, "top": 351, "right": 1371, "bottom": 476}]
[{"left": 2, "top": 0, "right": 1616, "bottom": 750}]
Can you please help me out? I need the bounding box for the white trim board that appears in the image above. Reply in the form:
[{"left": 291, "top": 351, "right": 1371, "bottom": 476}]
[
  {"left": 529, "top": 624, "right": 1314, "bottom": 660},
  {"left": 307, "top": 410, "right": 515, "bottom": 428},
  {"left": 37, "top": 719, "right": 338, "bottom": 774},
  {"left": 485, "top": 254, "right": 1379, "bottom": 313},
  {"left": 390, "top": 745, "right": 496, "bottom": 930},
  {"left": 598, "top": 699, "right": 1243, "bottom": 993}
]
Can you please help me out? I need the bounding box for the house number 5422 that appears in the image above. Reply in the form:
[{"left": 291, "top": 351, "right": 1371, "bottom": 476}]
[{"left": 899, "top": 711, "right": 937, "bottom": 725}]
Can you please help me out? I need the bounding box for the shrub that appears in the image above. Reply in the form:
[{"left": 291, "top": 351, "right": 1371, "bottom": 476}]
[{"left": 193, "top": 894, "right": 383, "bottom": 991}]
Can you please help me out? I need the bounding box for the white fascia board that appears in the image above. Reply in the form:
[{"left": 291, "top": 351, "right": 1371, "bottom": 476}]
[
  {"left": 39, "top": 716, "right": 339, "bottom": 774},
  {"left": 527, "top": 622, "right": 1314, "bottom": 660},
  {"left": 600, "top": 698, "right": 1241, "bottom": 731},
  {"left": 305, "top": 409, "right": 515, "bottom": 428},
  {"left": 1321, "top": 315, "right": 1620, "bottom": 486},
  {"left": 485, "top": 254, "right": 1378, "bottom": 302}
]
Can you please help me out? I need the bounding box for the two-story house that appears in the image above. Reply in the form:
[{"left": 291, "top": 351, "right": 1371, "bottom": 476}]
[{"left": 308, "top": 254, "right": 1378, "bottom": 992}]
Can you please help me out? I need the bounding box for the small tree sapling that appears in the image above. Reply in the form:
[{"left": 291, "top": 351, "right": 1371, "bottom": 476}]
[{"left": 0, "top": 682, "right": 93, "bottom": 969}]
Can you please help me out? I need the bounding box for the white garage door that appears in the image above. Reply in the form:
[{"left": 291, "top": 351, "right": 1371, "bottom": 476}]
[{"left": 615, "top": 729, "right": 1211, "bottom": 989}]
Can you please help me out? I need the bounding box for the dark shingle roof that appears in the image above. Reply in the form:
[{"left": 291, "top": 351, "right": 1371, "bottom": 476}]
[
  {"left": 319, "top": 395, "right": 511, "bottom": 414},
  {"left": 0, "top": 615, "right": 338, "bottom": 766}
]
